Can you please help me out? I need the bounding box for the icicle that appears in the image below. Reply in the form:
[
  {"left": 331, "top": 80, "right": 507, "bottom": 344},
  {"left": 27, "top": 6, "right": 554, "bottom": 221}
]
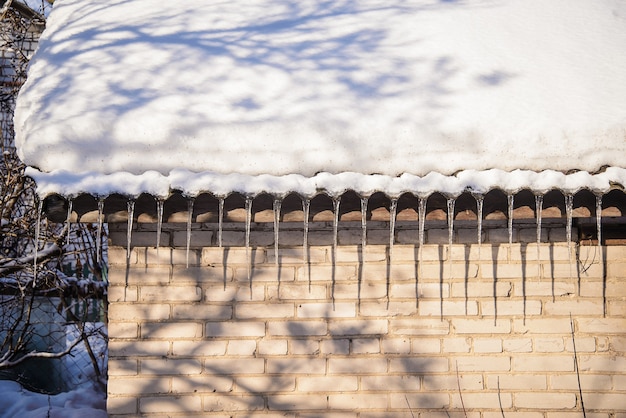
[
  {"left": 185, "top": 198, "right": 194, "bottom": 268},
  {"left": 596, "top": 193, "right": 603, "bottom": 265},
  {"left": 447, "top": 197, "right": 455, "bottom": 279},
  {"left": 302, "top": 198, "right": 310, "bottom": 284},
  {"left": 389, "top": 198, "right": 397, "bottom": 262},
  {"left": 332, "top": 197, "right": 340, "bottom": 267},
  {"left": 418, "top": 197, "right": 427, "bottom": 249},
  {"left": 126, "top": 200, "right": 135, "bottom": 261},
  {"left": 360, "top": 197, "right": 368, "bottom": 256},
  {"left": 273, "top": 198, "right": 282, "bottom": 269},
  {"left": 65, "top": 198, "right": 73, "bottom": 246},
  {"left": 156, "top": 199, "right": 164, "bottom": 253},
  {"left": 245, "top": 196, "right": 253, "bottom": 286},
  {"left": 474, "top": 194, "right": 484, "bottom": 260},
  {"left": 535, "top": 194, "right": 543, "bottom": 279},
  {"left": 33, "top": 199, "right": 43, "bottom": 287},
  {"left": 96, "top": 198, "right": 105, "bottom": 263},
  {"left": 218, "top": 197, "right": 225, "bottom": 248},
  {"left": 565, "top": 194, "right": 574, "bottom": 278},
  {"left": 507, "top": 193, "right": 514, "bottom": 250}
]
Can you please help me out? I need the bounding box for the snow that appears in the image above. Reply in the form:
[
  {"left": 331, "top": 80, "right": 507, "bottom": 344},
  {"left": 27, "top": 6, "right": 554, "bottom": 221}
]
[
  {"left": 14, "top": 0, "right": 626, "bottom": 197},
  {"left": 0, "top": 323, "right": 107, "bottom": 418}
]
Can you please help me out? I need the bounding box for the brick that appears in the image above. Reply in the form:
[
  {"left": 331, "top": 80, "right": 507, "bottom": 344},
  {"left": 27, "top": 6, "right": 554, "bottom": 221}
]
[
  {"left": 329, "top": 358, "right": 387, "bottom": 374},
  {"left": 109, "top": 303, "right": 170, "bottom": 321},
  {"left": 351, "top": 338, "right": 380, "bottom": 354},
  {"left": 299, "top": 376, "right": 358, "bottom": 392},
  {"left": 486, "top": 374, "right": 546, "bottom": 390},
  {"left": 360, "top": 301, "right": 418, "bottom": 317},
  {"left": 503, "top": 338, "right": 533, "bottom": 352},
  {"left": 289, "top": 339, "right": 320, "bottom": 355},
  {"left": 577, "top": 354, "right": 626, "bottom": 372},
  {"left": 235, "top": 376, "right": 295, "bottom": 393},
  {"left": 296, "top": 265, "right": 357, "bottom": 282},
  {"left": 141, "top": 359, "right": 202, "bottom": 375},
  {"left": 204, "top": 284, "right": 265, "bottom": 302},
  {"left": 519, "top": 281, "right": 576, "bottom": 297},
  {"left": 411, "top": 338, "right": 441, "bottom": 353},
  {"left": 109, "top": 341, "right": 170, "bottom": 357},
  {"left": 321, "top": 338, "right": 350, "bottom": 355},
  {"left": 202, "top": 247, "right": 260, "bottom": 265},
  {"left": 141, "top": 322, "right": 203, "bottom": 339},
  {"left": 108, "top": 377, "right": 170, "bottom": 395},
  {"left": 268, "top": 394, "right": 328, "bottom": 411},
  {"left": 544, "top": 300, "right": 605, "bottom": 316},
  {"left": 258, "top": 339, "right": 288, "bottom": 355},
  {"left": 140, "top": 285, "right": 201, "bottom": 302},
  {"left": 563, "top": 336, "right": 596, "bottom": 353},
  {"left": 474, "top": 338, "right": 503, "bottom": 353},
  {"left": 450, "top": 281, "right": 511, "bottom": 298},
  {"left": 204, "top": 358, "right": 265, "bottom": 375},
  {"left": 108, "top": 285, "right": 138, "bottom": 302},
  {"left": 514, "top": 392, "right": 576, "bottom": 409},
  {"left": 236, "top": 303, "right": 295, "bottom": 319},
  {"left": 420, "top": 300, "right": 478, "bottom": 316},
  {"left": 361, "top": 375, "right": 420, "bottom": 391},
  {"left": 275, "top": 283, "right": 327, "bottom": 300},
  {"left": 109, "top": 322, "right": 139, "bottom": 339},
  {"left": 172, "top": 304, "right": 232, "bottom": 320},
  {"left": 172, "top": 230, "right": 213, "bottom": 247},
  {"left": 226, "top": 339, "right": 257, "bottom": 355},
  {"left": 171, "top": 375, "right": 233, "bottom": 393},
  {"left": 390, "top": 392, "right": 449, "bottom": 409},
  {"left": 267, "top": 358, "right": 326, "bottom": 374},
  {"left": 172, "top": 340, "right": 227, "bottom": 356},
  {"left": 452, "top": 318, "right": 511, "bottom": 334},
  {"left": 534, "top": 337, "right": 565, "bottom": 352},
  {"left": 389, "top": 357, "right": 448, "bottom": 373},
  {"left": 513, "top": 355, "right": 574, "bottom": 372},
  {"left": 513, "top": 318, "right": 571, "bottom": 334},
  {"left": 390, "top": 318, "right": 449, "bottom": 336},
  {"left": 329, "top": 393, "right": 388, "bottom": 410},
  {"left": 455, "top": 356, "right": 510, "bottom": 372},
  {"left": 329, "top": 319, "right": 388, "bottom": 335},
  {"left": 442, "top": 337, "right": 471, "bottom": 353},
  {"left": 268, "top": 320, "right": 327, "bottom": 336},
  {"left": 108, "top": 359, "right": 138, "bottom": 376},
  {"left": 334, "top": 283, "right": 388, "bottom": 299},
  {"left": 382, "top": 337, "right": 411, "bottom": 354},
  {"left": 550, "top": 374, "right": 612, "bottom": 390},
  {"left": 235, "top": 265, "right": 296, "bottom": 283},
  {"left": 203, "top": 394, "right": 265, "bottom": 411},
  {"left": 297, "top": 302, "right": 356, "bottom": 318},
  {"left": 422, "top": 374, "right": 484, "bottom": 391},
  {"left": 206, "top": 321, "right": 265, "bottom": 337},
  {"left": 450, "top": 392, "right": 512, "bottom": 409},
  {"left": 110, "top": 266, "right": 171, "bottom": 284},
  {"left": 576, "top": 318, "right": 626, "bottom": 334},
  {"left": 336, "top": 246, "right": 386, "bottom": 262},
  {"left": 391, "top": 282, "right": 449, "bottom": 299},
  {"left": 481, "top": 299, "right": 542, "bottom": 316},
  {"left": 107, "top": 396, "right": 138, "bottom": 415},
  {"left": 173, "top": 266, "right": 228, "bottom": 283}
]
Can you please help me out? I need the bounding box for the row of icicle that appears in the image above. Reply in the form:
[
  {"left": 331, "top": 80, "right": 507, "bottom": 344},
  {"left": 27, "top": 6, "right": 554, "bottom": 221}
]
[{"left": 34, "top": 193, "right": 603, "bottom": 288}]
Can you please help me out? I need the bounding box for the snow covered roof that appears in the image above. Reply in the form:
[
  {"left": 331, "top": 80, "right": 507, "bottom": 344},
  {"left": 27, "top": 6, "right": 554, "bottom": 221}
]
[{"left": 14, "top": 0, "right": 626, "bottom": 198}]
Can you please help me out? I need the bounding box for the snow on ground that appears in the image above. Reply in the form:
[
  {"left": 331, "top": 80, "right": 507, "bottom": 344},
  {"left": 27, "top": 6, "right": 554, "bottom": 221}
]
[
  {"left": 14, "top": 0, "right": 626, "bottom": 199},
  {"left": 0, "top": 323, "right": 107, "bottom": 418}
]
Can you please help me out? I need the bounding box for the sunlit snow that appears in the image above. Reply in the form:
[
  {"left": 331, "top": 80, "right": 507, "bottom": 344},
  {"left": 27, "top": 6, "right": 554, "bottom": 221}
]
[{"left": 14, "top": 0, "right": 626, "bottom": 197}]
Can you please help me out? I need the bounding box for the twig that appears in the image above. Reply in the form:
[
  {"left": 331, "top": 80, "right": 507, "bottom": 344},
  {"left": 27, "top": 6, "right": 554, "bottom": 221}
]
[
  {"left": 570, "top": 313, "right": 586, "bottom": 417},
  {"left": 497, "top": 376, "right": 505, "bottom": 418},
  {"left": 455, "top": 360, "right": 467, "bottom": 418},
  {"left": 404, "top": 394, "right": 415, "bottom": 418}
]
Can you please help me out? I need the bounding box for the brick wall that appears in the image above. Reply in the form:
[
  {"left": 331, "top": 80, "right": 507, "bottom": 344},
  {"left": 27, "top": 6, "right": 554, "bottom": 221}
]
[{"left": 107, "top": 220, "right": 626, "bottom": 416}]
